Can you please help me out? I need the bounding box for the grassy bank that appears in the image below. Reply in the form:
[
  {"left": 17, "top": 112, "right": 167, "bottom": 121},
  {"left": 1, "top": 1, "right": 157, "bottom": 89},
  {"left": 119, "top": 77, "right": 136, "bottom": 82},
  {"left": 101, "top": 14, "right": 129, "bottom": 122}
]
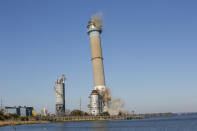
[
  {"left": 0, "top": 120, "right": 49, "bottom": 127},
  {"left": 0, "top": 110, "right": 50, "bottom": 127}
]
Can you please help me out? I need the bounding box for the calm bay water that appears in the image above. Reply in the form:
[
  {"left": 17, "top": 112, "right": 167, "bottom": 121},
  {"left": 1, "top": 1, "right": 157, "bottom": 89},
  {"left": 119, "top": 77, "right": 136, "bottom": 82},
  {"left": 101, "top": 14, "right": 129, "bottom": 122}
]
[{"left": 1, "top": 114, "right": 197, "bottom": 131}]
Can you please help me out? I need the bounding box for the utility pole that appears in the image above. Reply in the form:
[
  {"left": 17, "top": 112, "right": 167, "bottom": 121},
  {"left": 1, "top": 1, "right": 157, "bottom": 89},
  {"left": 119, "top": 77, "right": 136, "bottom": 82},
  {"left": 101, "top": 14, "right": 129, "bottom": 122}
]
[
  {"left": 132, "top": 110, "right": 135, "bottom": 115},
  {"left": 0, "top": 98, "right": 3, "bottom": 111},
  {"left": 80, "top": 97, "right": 81, "bottom": 111}
]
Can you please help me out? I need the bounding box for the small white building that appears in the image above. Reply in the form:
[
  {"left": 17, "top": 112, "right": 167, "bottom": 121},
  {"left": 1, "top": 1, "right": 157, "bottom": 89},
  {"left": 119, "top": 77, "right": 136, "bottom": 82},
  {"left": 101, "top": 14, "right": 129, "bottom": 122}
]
[{"left": 89, "top": 90, "right": 103, "bottom": 115}]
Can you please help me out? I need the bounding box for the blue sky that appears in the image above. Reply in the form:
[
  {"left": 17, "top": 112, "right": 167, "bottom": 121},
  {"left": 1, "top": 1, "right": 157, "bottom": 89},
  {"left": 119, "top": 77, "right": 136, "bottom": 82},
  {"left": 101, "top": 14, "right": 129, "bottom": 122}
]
[{"left": 0, "top": 0, "right": 197, "bottom": 114}]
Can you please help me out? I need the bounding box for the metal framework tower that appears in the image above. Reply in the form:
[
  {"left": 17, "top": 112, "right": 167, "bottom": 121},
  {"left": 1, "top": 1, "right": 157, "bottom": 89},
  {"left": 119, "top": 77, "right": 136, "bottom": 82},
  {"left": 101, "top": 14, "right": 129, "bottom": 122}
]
[{"left": 55, "top": 75, "right": 66, "bottom": 117}]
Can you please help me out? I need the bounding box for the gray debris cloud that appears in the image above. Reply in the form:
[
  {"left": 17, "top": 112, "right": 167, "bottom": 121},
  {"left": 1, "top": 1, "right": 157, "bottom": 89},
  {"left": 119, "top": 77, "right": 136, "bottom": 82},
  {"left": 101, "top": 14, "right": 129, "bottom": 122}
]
[{"left": 101, "top": 88, "right": 124, "bottom": 115}]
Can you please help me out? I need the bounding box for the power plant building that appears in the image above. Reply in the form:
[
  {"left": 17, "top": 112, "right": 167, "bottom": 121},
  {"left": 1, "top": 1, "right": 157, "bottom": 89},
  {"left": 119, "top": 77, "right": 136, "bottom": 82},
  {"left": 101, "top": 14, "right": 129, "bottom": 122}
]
[
  {"left": 5, "top": 106, "right": 33, "bottom": 116},
  {"left": 90, "top": 90, "right": 103, "bottom": 115},
  {"left": 54, "top": 75, "right": 66, "bottom": 117}
]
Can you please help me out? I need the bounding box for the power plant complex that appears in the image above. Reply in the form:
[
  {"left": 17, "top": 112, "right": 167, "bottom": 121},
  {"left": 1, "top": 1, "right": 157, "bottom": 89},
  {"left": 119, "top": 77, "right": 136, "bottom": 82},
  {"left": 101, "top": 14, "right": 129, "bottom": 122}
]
[
  {"left": 1, "top": 14, "right": 121, "bottom": 118},
  {"left": 53, "top": 15, "right": 109, "bottom": 116}
]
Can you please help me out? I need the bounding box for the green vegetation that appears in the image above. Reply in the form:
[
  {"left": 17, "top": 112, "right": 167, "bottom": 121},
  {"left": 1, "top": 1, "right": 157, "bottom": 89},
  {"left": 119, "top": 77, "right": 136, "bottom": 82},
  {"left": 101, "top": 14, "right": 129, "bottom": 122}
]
[
  {"left": 0, "top": 111, "right": 4, "bottom": 120},
  {"left": 99, "top": 112, "right": 110, "bottom": 116},
  {"left": 35, "top": 116, "right": 40, "bottom": 121},
  {"left": 0, "top": 111, "right": 20, "bottom": 121},
  {"left": 9, "top": 114, "right": 19, "bottom": 120},
  {"left": 20, "top": 116, "right": 29, "bottom": 121},
  {"left": 69, "top": 110, "right": 89, "bottom": 116},
  {"left": 0, "top": 110, "right": 38, "bottom": 121}
]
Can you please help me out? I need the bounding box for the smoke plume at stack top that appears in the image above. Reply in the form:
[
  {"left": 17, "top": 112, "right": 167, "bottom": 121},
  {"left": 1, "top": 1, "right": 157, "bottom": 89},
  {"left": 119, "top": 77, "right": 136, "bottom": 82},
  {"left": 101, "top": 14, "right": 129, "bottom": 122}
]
[{"left": 90, "top": 12, "right": 103, "bottom": 29}]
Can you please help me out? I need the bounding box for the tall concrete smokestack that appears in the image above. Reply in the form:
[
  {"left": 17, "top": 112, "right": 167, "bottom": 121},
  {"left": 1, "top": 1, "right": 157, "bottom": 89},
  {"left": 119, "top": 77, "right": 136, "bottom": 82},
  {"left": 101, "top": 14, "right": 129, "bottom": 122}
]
[
  {"left": 87, "top": 18, "right": 105, "bottom": 92},
  {"left": 87, "top": 14, "right": 107, "bottom": 115}
]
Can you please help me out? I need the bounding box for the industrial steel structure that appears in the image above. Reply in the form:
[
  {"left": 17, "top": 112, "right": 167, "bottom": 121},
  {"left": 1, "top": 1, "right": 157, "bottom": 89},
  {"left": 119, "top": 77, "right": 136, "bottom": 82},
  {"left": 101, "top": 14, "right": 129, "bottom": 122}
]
[
  {"left": 87, "top": 19, "right": 107, "bottom": 115},
  {"left": 5, "top": 106, "right": 33, "bottom": 116},
  {"left": 54, "top": 75, "right": 66, "bottom": 117}
]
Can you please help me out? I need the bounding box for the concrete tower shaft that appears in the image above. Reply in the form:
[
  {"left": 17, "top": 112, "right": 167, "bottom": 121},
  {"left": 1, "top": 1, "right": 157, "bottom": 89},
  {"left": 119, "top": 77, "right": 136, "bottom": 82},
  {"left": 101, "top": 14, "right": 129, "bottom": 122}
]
[{"left": 88, "top": 22, "right": 106, "bottom": 91}]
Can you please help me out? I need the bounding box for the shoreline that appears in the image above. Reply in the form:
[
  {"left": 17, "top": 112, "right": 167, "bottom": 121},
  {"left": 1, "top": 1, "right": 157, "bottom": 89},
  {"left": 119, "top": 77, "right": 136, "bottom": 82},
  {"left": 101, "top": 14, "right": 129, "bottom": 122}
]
[
  {"left": 0, "top": 117, "right": 140, "bottom": 127},
  {"left": 0, "top": 120, "right": 49, "bottom": 127},
  {"left": 0, "top": 113, "right": 174, "bottom": 127}
]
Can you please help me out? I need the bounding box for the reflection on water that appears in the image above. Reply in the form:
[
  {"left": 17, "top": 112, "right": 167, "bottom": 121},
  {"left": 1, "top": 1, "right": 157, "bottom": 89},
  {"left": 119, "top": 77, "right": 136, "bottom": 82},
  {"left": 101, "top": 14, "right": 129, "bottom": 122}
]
[
  {"left": 91, "top": 120, "right": 109, "bottom": 131},
  {"left": 0, "top": 114, "right": 197, "bottom": 131}
]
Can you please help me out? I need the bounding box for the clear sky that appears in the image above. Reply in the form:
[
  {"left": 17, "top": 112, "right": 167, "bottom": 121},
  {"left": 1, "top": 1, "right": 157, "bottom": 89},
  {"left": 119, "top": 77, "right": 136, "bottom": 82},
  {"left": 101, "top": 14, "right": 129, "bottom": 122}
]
[{"left": 0, "top": 0, "right": 197, "bottom": 114}]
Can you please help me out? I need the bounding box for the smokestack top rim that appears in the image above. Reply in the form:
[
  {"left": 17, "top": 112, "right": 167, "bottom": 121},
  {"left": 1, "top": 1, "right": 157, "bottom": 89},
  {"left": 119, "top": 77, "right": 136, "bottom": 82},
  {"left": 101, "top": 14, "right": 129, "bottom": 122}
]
[
  {"left": 87, "top": 28, "right": 102, "bottom": 35},
  {"left": 87, "top": 20, "right": 102, "bottom": 34}
]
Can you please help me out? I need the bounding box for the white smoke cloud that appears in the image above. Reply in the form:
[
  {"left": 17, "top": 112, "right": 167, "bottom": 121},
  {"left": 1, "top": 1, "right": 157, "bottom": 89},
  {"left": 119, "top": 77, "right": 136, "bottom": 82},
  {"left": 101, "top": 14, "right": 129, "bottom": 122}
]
[
  {"left": 100, "top": 87, "right": 124, "bottom": 115},
  {"left": 91, "top": 11, "right": 103, "bottom": 29}
]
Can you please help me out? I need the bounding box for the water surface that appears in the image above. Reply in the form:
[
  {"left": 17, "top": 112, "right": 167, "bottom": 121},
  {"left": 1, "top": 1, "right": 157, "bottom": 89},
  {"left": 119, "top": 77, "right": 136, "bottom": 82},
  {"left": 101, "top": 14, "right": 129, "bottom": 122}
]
[{"left": 1, "top": 114, "right": 197, "bottom": 131}]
